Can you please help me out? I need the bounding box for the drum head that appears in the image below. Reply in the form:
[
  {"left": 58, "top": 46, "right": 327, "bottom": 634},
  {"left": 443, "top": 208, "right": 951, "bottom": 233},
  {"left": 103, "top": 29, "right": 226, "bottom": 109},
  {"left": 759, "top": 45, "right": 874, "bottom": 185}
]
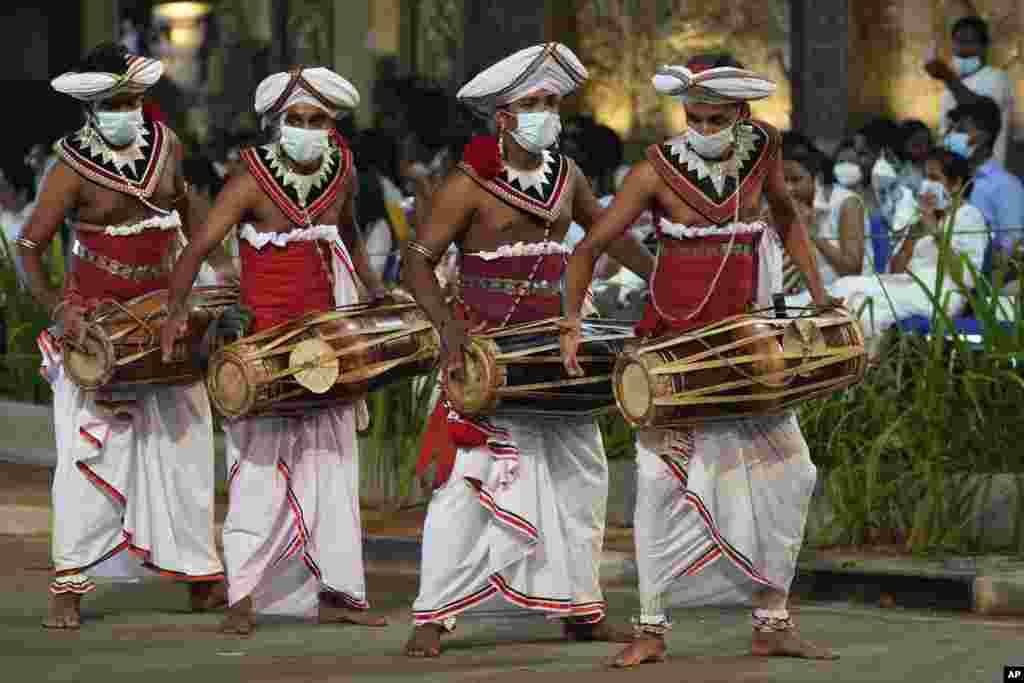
[
  {"left": 207, "top": 350, "right": 256, "bottom": 418},
  {"left": 290, "top": 338, "right": 340, "bottom": 394},
  {"left": 614, "top": 355, "right": 653, "bottom": 427},
  {"left": 63, "top": 324, "right": 115, "bottom": 389},
  {"left": 445, "top": 339, "right": 496, "bottom": 416}
]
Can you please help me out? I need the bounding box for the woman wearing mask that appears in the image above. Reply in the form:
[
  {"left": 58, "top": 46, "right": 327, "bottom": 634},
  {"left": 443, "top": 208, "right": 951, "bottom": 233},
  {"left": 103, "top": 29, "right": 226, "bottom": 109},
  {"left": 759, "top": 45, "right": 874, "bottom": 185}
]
[
  {"left": 810, "top": 139, "right": 873, "bottom": 284},
  {"left": 791, "top": 148, "right": 987, "bottom": 337}
]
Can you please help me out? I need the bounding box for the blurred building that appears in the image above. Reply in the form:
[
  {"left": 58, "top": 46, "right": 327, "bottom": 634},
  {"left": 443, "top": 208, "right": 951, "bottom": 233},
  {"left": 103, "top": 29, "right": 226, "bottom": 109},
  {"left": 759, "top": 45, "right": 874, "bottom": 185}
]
[{"left": 1, "top": 1, "right": 1020, "bottom": 170}]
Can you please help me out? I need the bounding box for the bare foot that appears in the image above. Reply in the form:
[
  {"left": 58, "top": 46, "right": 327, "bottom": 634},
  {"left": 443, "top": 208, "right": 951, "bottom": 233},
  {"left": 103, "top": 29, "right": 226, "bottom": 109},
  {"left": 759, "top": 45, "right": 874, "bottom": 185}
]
[
  {"left": 219, "top": 597, "right": 254, "bottom": 636},
  {"left": 404, "top": 623, "right": 444, "bottom": 658},
  {"left": 611, "top": 635, "right": 667, "bottom": 668},
  {"left": 42, "top": 592, "right": 82, "bottom": 630},
  {"left": 189, "top": 581, "right": 228, "bottom": 612},
  {"left": 317, "top": 602, "right": 388, "bottom": 627},
  {"left": 751, "top": 629, "right": 839, "bottom": 660},
  {"left": 564, "top": 618, "right": 633, "bottom": 643}
]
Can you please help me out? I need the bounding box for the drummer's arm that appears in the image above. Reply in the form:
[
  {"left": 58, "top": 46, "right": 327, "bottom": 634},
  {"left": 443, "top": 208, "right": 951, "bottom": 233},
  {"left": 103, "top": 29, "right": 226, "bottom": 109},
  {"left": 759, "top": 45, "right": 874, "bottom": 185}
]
[
  {"left": 563, "top": 162, "right": 658, "bottom": 325},
  {"left": 16, "top": 161, "right": 80, "bottom": 314},
  {"left": 573, "top": 172, "right": 654, "bottom": 281},
  {"left": 763, "top": 153, "right": 829, "bottom": 307},
  {"left": 401, "top": 171, "right": 476, "bottom": 331},
  {"left": 340, "top": 172, "right": 388, "bottom": 300},
  {"left": 165, "top": 172, "right": 251, "bottom": 320}
]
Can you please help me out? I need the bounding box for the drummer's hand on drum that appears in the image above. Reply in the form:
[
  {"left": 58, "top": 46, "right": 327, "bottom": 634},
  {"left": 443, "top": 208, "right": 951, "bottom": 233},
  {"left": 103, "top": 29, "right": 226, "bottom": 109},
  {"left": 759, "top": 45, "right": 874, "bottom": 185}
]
[
  {"left": 558, "top": 317, "right": 584, "bottom": 378},
  {"left": 160, "top": 308, "right": 189, "bottom": 362},
  {"left": 55, "top": 302, "right": 88, "bottom": 343},
  {"left": 440, "top": 317, "right": 483, "bottom": 381}
]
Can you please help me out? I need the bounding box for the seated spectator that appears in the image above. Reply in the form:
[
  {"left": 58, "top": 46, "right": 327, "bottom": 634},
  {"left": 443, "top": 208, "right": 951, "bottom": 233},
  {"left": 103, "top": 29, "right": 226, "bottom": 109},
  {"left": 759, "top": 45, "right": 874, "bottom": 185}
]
[
  {"left": 790, "top": 148, "right": 987, "bottom": 336},
  {"left": 811, "top": 138, "right": 873, "bottom": 283}
]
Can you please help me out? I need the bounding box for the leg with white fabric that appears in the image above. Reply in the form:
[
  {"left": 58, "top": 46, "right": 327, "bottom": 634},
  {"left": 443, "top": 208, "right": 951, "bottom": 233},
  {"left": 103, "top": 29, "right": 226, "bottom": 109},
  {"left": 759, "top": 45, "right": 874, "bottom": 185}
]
[
  {"left": 405, "top": 458, "right": 495, "bottom": 657},
  {"left": 45, "top": 372, "right": 225, "bottom": 629},
  {"left": 543, "top": 418, "right": 631, "bottom": 643},
  {"left": 221, "top": 405, "right": 386, "bottom": 636},
  {"left": 611, "top": 435, "right": 676, "bottom": 667}
]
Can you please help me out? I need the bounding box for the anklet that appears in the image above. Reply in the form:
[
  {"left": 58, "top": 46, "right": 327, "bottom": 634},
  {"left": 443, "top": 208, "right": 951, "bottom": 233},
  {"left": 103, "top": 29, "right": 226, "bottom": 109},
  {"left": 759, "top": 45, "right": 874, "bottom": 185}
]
[
  {"left": 50, "top": 573, "right": 95, "bottom": 595},
  {"left": 632, "top": 614, "right": 672, "bottom": 636},
  {"left": 752, "top": 610, "right": 794, "bottom": 632}
]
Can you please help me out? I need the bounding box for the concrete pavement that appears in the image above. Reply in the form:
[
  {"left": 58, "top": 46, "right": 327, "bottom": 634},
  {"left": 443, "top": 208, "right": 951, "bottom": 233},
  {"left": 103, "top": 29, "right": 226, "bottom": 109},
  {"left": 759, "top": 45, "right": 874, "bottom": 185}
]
[{"left": 0, "top": 535, "right": 1021, "bottom": 683}]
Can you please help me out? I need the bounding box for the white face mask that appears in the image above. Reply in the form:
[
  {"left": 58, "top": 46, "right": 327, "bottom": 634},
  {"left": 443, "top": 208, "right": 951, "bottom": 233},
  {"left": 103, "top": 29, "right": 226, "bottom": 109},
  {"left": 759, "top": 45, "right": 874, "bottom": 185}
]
[
  {"left": 952, "top": 56, "right": 983, "bottom": 78},
  {"left": 833, "top": 161, "right": 863, "bottom": 188},
  {"left": 92, "top": 108, "right": 143, "bottom": 147},
  {"left": 280, "top": 125, "right": 330, "bottom": 163},
  {"left": 918, "top": 179, "right": 950, "bottom": 210},
  {"left": 687, "top": 124, "right": 735, "bottom": 159},
  {"left": 508, "top": 111, "right": 562, "bottom": 154}
]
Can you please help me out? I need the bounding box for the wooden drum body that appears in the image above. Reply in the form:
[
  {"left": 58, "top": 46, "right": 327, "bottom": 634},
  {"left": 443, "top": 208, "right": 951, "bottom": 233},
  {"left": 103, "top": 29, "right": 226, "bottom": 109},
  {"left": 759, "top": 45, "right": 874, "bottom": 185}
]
[
  {"left": 63, "top": 286, "right": 239, "bottom": 390},
  {"left": 206, "top": 303, "right": 440, "bottom": 419},
  {"left": 445, "top": 317, "right": 635, "bottom": 418},
  {"left": 614, "top": 309, "right": 867, "bottom": 428}
]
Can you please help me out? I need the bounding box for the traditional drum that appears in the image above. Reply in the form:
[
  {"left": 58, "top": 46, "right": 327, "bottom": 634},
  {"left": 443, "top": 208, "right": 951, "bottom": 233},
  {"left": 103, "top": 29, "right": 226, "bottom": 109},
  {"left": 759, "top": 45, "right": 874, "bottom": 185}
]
[
  {"left": 62, "top": 286, "right": 239, "bottom": 390},
  {"left": 614, "top": 307, "right": 867, "bottom": 428},
  {"left": 445, "top": 317, "right": 636, "bottom": 418},
  {"left": 206, "top": 302, "right": 440, "bottom": 419}
]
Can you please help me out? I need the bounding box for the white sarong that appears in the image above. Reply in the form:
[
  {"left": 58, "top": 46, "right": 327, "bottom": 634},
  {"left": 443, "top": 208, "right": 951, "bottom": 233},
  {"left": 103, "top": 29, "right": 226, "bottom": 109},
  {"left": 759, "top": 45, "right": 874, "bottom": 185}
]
[
  {"left": 221, "top": 405, "right": 366, "bottom": 617},
  {"left": 632, "top": 413, "right": 816, "bottom": 631},
  {"left": 413, "top": 415, "right": 609, "bottom": 627},
  {"left": 40, "top": 331, "right": 223, "bottom": 594}
]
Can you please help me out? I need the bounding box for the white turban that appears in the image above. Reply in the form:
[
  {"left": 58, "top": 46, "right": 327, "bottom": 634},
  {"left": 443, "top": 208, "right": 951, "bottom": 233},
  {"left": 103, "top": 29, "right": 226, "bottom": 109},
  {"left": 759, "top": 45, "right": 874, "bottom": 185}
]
[
  {"left": 254, "top": 67, "right": 360, "bottom": 128},
  {"left": 651, "top": 65, "right": 776, "bottom": 105},
  {"left": 457, "top": 43, "right": 587, "bottom": 114},
  {"left": 51, "top": 55, "right": 163, "bottom": 103}
]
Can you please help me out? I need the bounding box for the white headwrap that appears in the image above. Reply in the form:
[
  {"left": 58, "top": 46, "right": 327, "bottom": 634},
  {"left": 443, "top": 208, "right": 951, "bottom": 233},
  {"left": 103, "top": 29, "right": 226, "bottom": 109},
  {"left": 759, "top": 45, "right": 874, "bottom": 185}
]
[
  {"left": 254, "top": 67, "right": 360, "bottom": 129},
  {"left": 457, "top": 43, "right": 587, "bottom": 114},
  {"left": 51, "top": 55, "right": 163, "bottom": 102},
  {"left": 652, "top": 65, "right": 776, "bottom": 105}
]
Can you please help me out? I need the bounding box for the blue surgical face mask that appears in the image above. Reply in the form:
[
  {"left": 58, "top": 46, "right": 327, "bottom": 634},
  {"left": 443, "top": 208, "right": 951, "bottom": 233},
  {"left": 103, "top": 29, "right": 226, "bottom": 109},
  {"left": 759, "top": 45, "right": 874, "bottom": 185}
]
[
  {"left": 508, "top": 111, "right": 562, "bottom": 154},
  {"left": 918, "top": 179, "right": 950, "bottom": 210},
  {"left": 92, "top": 108, "right": 143, "bottom": 147},
  {"left": 952, "top": 56, "right": 983, "bottom": 78},
  {"left": 943, "top": 131, "right": 973, "bottom": 159},
  {"left": 280, "top": 125, "right": 330, "bottom": 163}
]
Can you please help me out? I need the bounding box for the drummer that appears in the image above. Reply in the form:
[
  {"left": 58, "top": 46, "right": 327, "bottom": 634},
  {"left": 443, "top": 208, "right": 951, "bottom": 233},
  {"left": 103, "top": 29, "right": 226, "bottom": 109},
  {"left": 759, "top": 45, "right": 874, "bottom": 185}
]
[
  {"left": 559, "top": 55, "right": 840, "bottom": 666},
  {"left": 401, "top": 43, "right": 653, "bottom": 658},
  {"left": 161, "top": 67, "right": 392, "bottom": 635},
  {"left": 16, "top": 43, "right": 231, "bottom": 629}
]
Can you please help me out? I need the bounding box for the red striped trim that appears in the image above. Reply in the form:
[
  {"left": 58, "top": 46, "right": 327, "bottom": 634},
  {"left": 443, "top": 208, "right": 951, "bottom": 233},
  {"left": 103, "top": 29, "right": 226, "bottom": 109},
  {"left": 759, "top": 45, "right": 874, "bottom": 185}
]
[
  {"left": 458, "top": 152, "right": 574, "bottom": 224},
  {"left": 471, "top": 482, "right": 539, "bottom": 541},
  {"left": 321, "top": 586, "right": 369, "bottom": 610},
  {"left": 78, "top": 427, "right": 104, "bottom": 451},
  {"left": 75, "top": 462, "right": 125, "bottom": 505},
  {"left": 683, "top": 545, "right": 722, "bottom": 577},
  {"left": 122, "top": 530, "right": 224, "bottom": 582},
  {"left": 412, "top": 584, "right": 498, "bottom": 625},
  {"left": 489, "top": 573, "right": 572, "bottom": 613},
  {"left": 657, "top": 453, "right": 778, "bottom": 590}
]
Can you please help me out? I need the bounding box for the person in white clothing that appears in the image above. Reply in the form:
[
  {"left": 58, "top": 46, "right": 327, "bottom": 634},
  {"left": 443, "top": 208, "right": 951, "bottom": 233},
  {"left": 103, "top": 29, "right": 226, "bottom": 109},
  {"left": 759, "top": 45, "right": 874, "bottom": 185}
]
[
  {"left": 791, "top": 148, "right": 987, "bottom": 336},
  {"left": 161, "top": 66, "right": 393, "bottom": 636},
  {"left": 928, "top": 15, "right": 1014, "bottom": 165},
  {"left": 812, "top": 139, "right": 873, "bottom": 285}
]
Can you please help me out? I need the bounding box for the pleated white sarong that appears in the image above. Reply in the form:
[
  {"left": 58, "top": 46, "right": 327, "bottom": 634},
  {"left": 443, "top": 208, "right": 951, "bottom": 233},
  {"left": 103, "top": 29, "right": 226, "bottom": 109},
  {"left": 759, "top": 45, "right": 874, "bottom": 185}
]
[
  {"left": 412, "top": 415, "right": 609, "bottom": 628},
  {"left": 632, "top": 413, "right": 817, "bottom": 630},
  {"left": 221, "top": 405, "right": 366, "bottom": 618},
  {"left": 40, "top": 330, "right": 223, "bottom": 593}
]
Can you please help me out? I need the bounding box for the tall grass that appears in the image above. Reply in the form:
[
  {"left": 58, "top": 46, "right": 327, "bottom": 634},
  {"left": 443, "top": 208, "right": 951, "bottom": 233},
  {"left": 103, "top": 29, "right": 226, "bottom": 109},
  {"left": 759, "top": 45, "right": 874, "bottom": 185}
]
[{"left": 801, "top": 195, "right": 1024, "bottom": 555}]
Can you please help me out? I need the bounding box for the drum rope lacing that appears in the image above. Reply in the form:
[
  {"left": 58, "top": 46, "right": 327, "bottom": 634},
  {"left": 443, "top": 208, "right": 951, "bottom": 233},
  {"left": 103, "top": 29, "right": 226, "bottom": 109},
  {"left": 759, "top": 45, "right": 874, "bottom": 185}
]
[{"left": 662, "top": 306, "right": 845, "bottom": 391}]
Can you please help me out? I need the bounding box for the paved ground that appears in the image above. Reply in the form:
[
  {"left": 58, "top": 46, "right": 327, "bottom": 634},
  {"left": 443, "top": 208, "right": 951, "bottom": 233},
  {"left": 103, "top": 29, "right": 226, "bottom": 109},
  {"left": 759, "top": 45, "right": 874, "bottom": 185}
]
[{"left": 2, "top": 534, "right": 1022, "bottom": 683}]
